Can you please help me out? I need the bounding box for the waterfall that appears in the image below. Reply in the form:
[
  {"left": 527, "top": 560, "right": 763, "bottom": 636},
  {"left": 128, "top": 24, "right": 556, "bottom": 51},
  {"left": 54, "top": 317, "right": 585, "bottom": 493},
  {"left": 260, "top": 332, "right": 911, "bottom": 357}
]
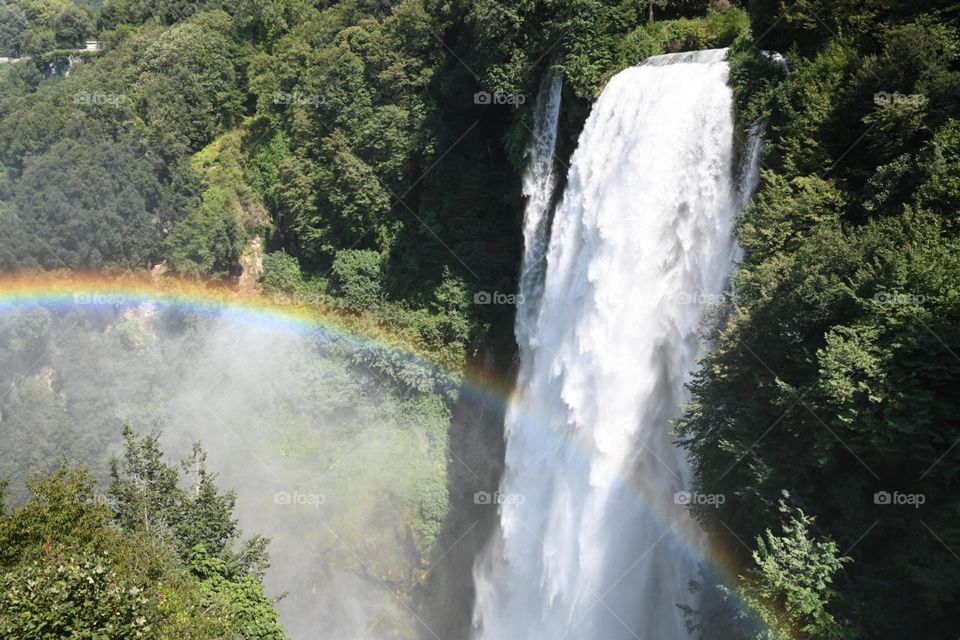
[
  {"left": 761, "top": 50, "right": 791, "bottom": 75},
  {"left": 515, "top": 68, "right": 564, "bottom": 354},
  {"left": 739, "top": 126, "right": 764, "bottom": 203},
  {"left": 473, "top": 49, "right": 743, "bottom": 639}
]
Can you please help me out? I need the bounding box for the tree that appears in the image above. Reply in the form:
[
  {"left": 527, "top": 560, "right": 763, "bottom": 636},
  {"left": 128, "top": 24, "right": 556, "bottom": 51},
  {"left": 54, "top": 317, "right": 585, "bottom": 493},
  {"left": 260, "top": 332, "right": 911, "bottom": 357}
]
[
  {"left": 166, "top": 187, "right": 247, "bottom": 278},
  {"left": 0, "top": 4, "right": 29, "bottom": 57},
  {"left": 0, "top": 448, "right": 286, "bottom": 639},
  {"left": 132, "top": 14, "right": 244, "bottom": 156},
  {"left": 19, "top": 27, "right": 55, "bottom": 57},
  {"left": 260, "top": 250, "right": 307, "bottom": 295},
  {"left": 330, "top": 249, "right": 383, "bottom": 311},
  {"left": 109, "top": 426, "right": 181, "bottom": 538},
  {"left": 682, "top": 8, "right": 960, "bottom": 637},
  {"left": 0, "top": 466, "right": 111, "bottom": 568},
  {"left": 736, "top": 497, "right": 853, "bottom": 640},
  {"left": 189, "top": 545, "right": 286, "bottom": 640},
  {"left": 682, "top": 496, "right": 853, "bottom": 640},
  {"left": 6, "top": 137, "right": 168, "bottom": 270},
  {"left": 109, "top": 426, "right": 270, "bottom": 575},
  {"left": 53, "top": 5, "right": 90, "bottom": 48},
  {"left": 0, "top": 552, "right": 157, "bottom": 639},
  {"left": 176, "top": 444, "right": 240, "bottom": 559}
]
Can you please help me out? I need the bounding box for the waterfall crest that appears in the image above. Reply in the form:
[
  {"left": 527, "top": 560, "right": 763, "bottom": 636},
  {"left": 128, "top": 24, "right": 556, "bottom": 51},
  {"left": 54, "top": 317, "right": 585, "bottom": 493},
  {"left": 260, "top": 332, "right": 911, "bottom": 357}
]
[{"left": 473, "top": 49, "right": 745, "bottom": 639}]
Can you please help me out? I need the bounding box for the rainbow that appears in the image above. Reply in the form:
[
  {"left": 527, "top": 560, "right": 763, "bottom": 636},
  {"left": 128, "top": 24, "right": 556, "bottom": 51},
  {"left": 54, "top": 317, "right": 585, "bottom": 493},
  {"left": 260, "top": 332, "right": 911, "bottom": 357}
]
[
  {"left": 0, "top": 271, "right": 795, "bottom": 637},
  {"left": 0, "top": 272, "right": 522, "bottom": 395},
  {"left": 0, "top": 272, "right": 441, "bottom": 361}
]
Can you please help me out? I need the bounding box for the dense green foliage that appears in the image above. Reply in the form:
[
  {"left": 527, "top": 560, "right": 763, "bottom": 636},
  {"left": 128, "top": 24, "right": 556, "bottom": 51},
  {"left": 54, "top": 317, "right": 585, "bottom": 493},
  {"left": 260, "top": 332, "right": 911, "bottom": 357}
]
[
  {"left": 0, "top": 431, "right": 286, "bottom": 639},
  {"left": 684, "top": 496, "right": 852, "bottom": 640},
  {"left": 0, "top": 0, "right": 92, "bottom": 57},
  {"left": 4, "top": 0, "right": 957, "bottom": 637},
  {"left": 0, "top": 3, "right": 732, "bottom": 635},
  {"left": 678, "top": 2, "right": 960, "bottom": 638},
  {"left": 0, "top": 0, "right": 746, "bottom": 371},
  {"left": 738, "top": 503, "right": 850, "bottom": 639},
  {"left": 0, "top": 298, "right": 457, "bottom": 636}
]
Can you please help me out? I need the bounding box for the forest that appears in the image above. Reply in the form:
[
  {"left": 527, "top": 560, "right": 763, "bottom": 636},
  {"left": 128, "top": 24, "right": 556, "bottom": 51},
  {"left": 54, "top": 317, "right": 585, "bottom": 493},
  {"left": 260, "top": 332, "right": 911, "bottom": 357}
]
[{"left": 1, "top": 0, "right": 958, "bottom": 638}]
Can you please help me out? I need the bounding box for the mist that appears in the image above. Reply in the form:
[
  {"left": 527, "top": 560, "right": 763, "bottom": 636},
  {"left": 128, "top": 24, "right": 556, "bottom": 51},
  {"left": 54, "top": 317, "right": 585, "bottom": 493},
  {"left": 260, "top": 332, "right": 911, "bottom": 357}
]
[{"left": 0, "top": 298, "right": 457, "bottom": 639}]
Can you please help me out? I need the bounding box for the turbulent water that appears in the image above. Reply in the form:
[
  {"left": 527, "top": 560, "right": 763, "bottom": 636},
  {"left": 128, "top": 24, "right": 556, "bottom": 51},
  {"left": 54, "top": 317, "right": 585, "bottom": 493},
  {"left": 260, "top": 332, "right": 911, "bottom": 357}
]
[{"left": 473, "top": 49, "right": 744, "bottom": 639}]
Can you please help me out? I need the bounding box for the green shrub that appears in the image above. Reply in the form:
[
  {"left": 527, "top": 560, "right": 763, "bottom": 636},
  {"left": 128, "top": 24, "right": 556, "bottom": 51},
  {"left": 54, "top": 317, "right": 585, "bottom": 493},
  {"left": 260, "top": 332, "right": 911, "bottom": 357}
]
[
  {"left": 658, "top": 18, "right": 709, "bottom": 52},
  {"left": 330, "top": 249, "right": 383, "bottom": 312},
  {"left": 918, "top": 119, "right": 960, "bottom": 225},
  {"left": 565, "top": 7, "right": 752, "bottom": 98},
  {"left": 260, "top": 251, "right": 305, "bottom": 294},
  {"left": 242, "top": 130, "right": 291, "bottom": 216},
  {"left": 705, "top": 6, "right": 750, "bottom": 47},
  {"left": 166, "top": 187, "right": 247, "bottom": 279},
  {"left": 0, "top": 449, "right": 288, "bottom": 640},
  {"left": 0, "top": 4, "right": 29, "bottom": 57},
  {"left": 616, "top": 26, "right": 663, "bottom": 68},
  {"left": 0, "top": 552, "right": 156, "bottom": 639},
  {"left": 736, "top": 499, "right": 853, "bottom": 640}
]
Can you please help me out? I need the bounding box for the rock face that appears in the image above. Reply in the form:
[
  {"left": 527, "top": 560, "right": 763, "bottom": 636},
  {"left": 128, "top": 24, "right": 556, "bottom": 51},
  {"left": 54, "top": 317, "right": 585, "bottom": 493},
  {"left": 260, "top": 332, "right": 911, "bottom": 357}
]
[{"left": 238, "top": 235, "right": 264, "bottom": 293}]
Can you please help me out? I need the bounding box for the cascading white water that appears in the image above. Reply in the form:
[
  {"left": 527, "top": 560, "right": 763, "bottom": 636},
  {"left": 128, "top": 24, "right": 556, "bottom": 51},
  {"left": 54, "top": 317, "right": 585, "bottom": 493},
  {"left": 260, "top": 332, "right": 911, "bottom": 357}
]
[
  {"left": 473, "top": 49, "right": 744, "bottom": 639},
  {"left": 515, "top": 69, "right": 564, "bottom": 355}
]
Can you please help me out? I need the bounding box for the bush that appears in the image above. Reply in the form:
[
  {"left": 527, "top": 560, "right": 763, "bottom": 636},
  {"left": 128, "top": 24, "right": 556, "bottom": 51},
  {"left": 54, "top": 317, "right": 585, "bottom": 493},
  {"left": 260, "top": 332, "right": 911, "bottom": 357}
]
[
  {"left": 736, "top": 499, "right": 853, "bottom": 640},
  {"left": 166, "top": 187, "right": 246, "bottom": 279},
  {"left": 704, "top": 6, "right": 750, "bottom": 47},
  {"left": 0, "top": 552, "right": 156, "bottom": 639},
  {"left": 260, "top": 251, "right": 305, "bottom": 295},
  {"left": 7, "top": 137, "right": 167, "bottom": 270},
  {"left": 330, "top": 249, "right": 383, "bottom": 312},
  {"left": 0, "top": 5, "right": 29, "bottom": 57},
  {"left": 657, "top": 18, "right": 709, "bottom": 52},
  {"left": 616, "top": 26, "right": 663, "bottom": 68},
  {"left": 0, "top": 447, "right": 287, "bottom": 640},
  {"left": 566, "top": 7, "right": 752, "bottom": 97}
]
